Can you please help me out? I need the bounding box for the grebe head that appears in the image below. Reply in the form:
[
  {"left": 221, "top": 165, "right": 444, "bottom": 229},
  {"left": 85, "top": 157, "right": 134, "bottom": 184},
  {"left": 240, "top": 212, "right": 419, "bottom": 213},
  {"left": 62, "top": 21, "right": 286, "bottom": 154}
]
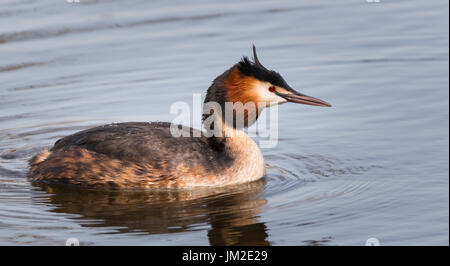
[
  {"left": 203, "top": 45, "right": 331, "bottom": 129},
  {"left": 234, "top": 45, "right": 331, "bottom": 108}
]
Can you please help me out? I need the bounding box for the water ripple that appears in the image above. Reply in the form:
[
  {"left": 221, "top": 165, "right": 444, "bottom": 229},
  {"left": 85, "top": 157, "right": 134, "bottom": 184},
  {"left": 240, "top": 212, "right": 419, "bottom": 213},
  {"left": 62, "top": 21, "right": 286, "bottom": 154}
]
[{"left": 0, "top": 13, "right": 225, "bottom": 44}]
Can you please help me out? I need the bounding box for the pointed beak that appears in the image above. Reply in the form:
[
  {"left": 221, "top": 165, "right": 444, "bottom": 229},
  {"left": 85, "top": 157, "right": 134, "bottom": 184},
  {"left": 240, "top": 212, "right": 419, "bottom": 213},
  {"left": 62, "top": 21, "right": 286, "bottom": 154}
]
[{"left": 276, "top": 89, "right": 331, "bottom": 107}]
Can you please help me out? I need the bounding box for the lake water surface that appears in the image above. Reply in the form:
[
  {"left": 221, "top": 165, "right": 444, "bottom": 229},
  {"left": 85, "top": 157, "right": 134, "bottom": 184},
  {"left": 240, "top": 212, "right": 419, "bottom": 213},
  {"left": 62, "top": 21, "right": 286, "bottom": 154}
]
[{"left": 0, "top": 0, "right": 448, "bottom": 245}]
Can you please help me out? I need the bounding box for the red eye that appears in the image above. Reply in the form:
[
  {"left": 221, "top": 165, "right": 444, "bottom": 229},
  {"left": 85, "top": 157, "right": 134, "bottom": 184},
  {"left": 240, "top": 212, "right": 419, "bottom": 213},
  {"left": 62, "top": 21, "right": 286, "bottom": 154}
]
[{"left": 268, "top": 86, "right": 276, "bottom": 93}]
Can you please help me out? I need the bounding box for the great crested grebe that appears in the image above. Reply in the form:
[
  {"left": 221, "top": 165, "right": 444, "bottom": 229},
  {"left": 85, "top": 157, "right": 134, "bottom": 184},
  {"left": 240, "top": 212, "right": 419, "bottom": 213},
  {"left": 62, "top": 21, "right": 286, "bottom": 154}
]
[{"left": 28, "top": 45, "right": 331, "bottom": 189}]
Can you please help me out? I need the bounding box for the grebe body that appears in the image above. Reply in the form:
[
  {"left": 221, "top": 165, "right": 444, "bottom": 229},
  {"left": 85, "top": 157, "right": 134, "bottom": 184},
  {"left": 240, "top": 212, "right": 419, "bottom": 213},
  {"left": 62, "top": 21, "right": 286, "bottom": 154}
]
[
  {"left": 28, "top": 46, "right": 330, "bottom": 189},
  {"left": 29, "top": 122, "right": 264, "bottom": 189}
]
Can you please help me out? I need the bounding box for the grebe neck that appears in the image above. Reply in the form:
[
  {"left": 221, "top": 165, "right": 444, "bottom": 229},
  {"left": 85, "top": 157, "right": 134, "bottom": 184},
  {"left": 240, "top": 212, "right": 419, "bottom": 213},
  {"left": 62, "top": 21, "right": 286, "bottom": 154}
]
[{"left": 202, "top": 113, "right": 265, "bottom": 183}]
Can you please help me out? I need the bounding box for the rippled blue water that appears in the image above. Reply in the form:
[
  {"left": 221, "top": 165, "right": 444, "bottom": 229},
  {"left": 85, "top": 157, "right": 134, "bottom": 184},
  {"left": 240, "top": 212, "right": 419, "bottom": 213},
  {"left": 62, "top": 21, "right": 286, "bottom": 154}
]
[{"left": 0, "top": 0, "right": 448, "bottom": 245}]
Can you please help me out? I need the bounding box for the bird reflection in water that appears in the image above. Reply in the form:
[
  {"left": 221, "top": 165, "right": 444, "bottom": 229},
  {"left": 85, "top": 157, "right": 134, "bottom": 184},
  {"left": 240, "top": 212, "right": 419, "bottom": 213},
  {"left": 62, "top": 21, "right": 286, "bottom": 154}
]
[{"left": 32, "top": 179, "right": 269, "bottom": 246}]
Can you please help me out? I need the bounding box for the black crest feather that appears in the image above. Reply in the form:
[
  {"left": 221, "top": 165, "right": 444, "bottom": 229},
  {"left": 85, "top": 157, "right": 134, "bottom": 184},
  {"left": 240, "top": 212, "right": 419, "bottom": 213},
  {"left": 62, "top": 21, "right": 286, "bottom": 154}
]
[{"left": 237, "top": 46, "right": 291, "bottom": 89}]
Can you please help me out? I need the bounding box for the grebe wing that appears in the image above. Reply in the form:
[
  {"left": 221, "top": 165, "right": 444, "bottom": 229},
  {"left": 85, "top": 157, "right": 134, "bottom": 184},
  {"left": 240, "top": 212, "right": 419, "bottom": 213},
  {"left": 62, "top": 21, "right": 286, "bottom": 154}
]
[{"left": 51, "top": 122, "right": 210, "bottom": 163}]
